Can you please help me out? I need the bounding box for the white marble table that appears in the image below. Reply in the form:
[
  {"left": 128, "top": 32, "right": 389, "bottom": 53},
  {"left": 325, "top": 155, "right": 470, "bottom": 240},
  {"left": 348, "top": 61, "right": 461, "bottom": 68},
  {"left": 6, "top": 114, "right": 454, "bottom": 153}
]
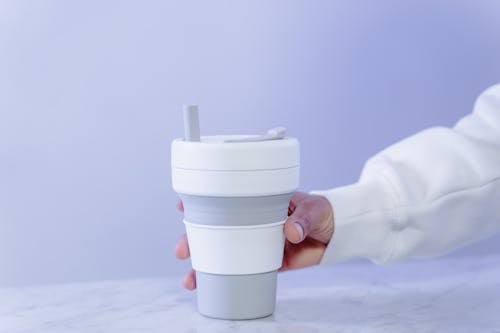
[{"left": 2, "top": 254, "right": 500, "bottom": 333}]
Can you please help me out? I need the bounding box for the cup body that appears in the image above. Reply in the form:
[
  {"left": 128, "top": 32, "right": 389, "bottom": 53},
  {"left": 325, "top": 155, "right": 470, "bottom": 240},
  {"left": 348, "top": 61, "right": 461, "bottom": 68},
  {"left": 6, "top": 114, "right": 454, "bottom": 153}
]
[
  {"left": 171, "top": 135, "right": 299, "bottom": 319},
  {"left": 180, "top": 194, "right": 292, "bottom": 319}
]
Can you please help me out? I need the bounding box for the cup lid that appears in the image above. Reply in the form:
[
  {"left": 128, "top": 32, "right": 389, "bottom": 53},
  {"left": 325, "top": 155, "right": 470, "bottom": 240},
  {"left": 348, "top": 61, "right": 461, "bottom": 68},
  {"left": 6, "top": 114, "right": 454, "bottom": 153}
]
[{"left": 171, "top": 135, "right": 299, "bottom": 171}]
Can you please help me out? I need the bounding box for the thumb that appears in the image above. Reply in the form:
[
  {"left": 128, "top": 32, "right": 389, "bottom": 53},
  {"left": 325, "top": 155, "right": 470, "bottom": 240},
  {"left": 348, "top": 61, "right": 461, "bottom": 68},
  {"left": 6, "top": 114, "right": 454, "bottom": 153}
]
[{"left": 284, "top": 201, "right": 314, "bottom": 244}]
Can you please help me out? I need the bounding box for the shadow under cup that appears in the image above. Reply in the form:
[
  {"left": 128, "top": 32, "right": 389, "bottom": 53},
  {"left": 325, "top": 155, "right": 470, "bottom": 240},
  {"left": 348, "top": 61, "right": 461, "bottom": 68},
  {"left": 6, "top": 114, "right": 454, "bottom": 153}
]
[{"left": 180, "top": 193, "right": 293, "bottom": 320}]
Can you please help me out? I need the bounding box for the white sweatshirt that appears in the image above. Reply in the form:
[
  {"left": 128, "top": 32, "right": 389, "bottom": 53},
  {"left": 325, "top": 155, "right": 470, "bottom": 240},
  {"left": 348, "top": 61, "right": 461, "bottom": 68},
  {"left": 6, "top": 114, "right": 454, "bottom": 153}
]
[{"left": 311, "top": 84, "right": 500, "bottom": 264}]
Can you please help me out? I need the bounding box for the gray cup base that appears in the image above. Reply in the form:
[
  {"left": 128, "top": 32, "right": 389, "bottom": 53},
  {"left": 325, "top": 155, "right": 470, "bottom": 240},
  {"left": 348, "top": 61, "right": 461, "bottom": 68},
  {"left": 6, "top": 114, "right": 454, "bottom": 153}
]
[{"left": 196, "top": 270, "right": 277, "bottom": 320}]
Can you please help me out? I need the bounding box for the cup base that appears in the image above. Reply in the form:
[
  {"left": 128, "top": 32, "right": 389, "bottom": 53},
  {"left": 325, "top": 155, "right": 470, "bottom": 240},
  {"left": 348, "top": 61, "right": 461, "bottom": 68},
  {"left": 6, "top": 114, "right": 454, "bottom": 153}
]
[{"left": 196, "top": 270, "right": 277, "bottom": 320}]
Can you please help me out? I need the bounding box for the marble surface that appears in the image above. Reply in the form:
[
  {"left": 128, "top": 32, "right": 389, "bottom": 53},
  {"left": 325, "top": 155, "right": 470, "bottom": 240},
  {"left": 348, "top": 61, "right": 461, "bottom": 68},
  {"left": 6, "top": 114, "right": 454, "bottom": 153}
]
[{"left": 2, "top": 255, "right": 500, "bottom": 333}]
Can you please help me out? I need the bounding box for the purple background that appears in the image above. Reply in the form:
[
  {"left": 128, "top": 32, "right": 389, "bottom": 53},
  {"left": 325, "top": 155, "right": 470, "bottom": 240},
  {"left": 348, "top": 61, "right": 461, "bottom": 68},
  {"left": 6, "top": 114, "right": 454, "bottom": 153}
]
[{"left": 1, "top": 0, "right": 500, "bottom": 287}]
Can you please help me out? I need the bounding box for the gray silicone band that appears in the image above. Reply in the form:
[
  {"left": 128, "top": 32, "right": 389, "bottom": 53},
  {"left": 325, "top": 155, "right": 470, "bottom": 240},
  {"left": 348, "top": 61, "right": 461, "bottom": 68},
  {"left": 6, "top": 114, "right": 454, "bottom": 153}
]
[{"left": 178, "top": 193, "right": 293, "bottom": 227}]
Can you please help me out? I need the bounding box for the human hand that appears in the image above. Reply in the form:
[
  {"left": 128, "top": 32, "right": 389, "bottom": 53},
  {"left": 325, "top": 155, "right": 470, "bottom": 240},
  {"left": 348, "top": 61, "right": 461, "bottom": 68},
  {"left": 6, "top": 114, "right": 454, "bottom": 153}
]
[
  {"left": 174, "top": 192, "right": 334, "bottom": 290},
  {"left": 280, "top": 192, "right": 334, "bottom": 271}
]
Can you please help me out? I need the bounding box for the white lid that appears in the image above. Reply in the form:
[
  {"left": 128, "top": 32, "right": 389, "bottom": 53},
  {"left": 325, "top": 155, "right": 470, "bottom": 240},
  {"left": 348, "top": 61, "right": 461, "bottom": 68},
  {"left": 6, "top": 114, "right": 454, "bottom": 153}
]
[
  {"left": 171, "top": 135, "right": 300, "bottom": 171},
  {"left": 171, "top": 106, "right": 300, "bottom": 196}
]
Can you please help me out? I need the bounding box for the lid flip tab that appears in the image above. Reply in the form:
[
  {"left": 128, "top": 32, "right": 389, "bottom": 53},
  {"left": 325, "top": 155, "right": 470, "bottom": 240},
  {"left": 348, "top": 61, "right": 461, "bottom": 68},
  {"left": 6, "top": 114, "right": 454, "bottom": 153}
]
[{"left": 224, "top": 127, "right": 286, "bottom": 143}]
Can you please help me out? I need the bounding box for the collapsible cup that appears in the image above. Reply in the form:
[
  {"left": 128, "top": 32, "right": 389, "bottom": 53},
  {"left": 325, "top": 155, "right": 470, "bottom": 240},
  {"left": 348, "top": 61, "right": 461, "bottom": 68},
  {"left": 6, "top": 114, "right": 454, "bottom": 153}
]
[{"left": 171, "top": 106, "right": 300, "bottom": 319}]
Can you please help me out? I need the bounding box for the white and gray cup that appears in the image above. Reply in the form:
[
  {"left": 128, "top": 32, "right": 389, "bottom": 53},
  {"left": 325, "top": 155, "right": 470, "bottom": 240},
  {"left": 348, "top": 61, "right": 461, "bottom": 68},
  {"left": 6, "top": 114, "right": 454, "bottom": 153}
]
[{"left": 171, "top": 106, "right": 300, "bottom": 320}]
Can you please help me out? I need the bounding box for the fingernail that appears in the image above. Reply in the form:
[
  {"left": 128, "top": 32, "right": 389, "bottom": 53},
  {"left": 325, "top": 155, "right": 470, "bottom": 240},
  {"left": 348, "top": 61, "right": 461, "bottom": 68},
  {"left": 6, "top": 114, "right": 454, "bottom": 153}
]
[{"left": 294, "top": 222, "right": 304, "bottom": 241}]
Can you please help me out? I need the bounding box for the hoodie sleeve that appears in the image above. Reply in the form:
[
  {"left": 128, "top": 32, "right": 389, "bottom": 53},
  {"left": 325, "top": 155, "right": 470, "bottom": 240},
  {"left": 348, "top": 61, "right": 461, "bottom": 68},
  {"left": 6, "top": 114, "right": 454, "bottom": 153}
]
[{"left": 311, "top": 84, "right": 500, "bottom": 264}]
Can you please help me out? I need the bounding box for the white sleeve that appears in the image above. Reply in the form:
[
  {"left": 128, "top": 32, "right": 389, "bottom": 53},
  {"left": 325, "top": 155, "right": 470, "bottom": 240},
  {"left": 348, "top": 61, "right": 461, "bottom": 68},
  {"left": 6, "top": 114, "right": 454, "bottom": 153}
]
[{"left": 311, "top": 84, "right": 500, "bottom": 264}]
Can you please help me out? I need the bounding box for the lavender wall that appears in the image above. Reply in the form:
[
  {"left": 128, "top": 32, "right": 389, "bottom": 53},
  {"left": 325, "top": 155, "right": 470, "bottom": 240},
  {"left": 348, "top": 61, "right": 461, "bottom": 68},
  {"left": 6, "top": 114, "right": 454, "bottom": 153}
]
[{"left": 1, "top": 0, "right": 500, "bottom": 287}]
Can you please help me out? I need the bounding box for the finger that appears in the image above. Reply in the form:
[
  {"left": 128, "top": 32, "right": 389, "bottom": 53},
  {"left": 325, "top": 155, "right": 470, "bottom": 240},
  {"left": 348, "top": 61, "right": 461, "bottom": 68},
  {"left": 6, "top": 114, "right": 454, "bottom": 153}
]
[
  {"left": 278, "top": 259, "right": 288, "bottom": 272},
  {"left": 174, "top": 233, "right": 190, "bottom": 259},
  {"left": 280, "top": 238, "right": 326, "bottom": 271},
  {"left": 278, "top": 240, "right": 292, "bottom": 272},
  {"left": 177, "top": 200, "right": 184, "bottom": 212},
  {"left": 284, "top": 199, "right": 317, "bottom": 243},
  {"left": 288, "top": 192, "right": 308, "bottom": 215},
  {"left": 284, "top": 219, "right": 305, "bottom": 244},
  {"left": 183, "top": 269, "right": 197, "bottom": 290}
]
